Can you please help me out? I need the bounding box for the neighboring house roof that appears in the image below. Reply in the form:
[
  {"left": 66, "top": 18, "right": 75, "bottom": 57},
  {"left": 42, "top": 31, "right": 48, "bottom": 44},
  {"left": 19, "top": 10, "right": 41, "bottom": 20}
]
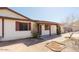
[{"left": 0, "top": 7, "right": 33, "bottom": 21}]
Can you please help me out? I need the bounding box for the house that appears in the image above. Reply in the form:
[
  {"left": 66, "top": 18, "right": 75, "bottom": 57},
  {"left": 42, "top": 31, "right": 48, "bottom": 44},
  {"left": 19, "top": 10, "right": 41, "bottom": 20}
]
[
  {"left": 72, "top": 20, "right": 79, "bottom": 31},
  {"left": 31, "top": 20, "right": 57, "bottom": 36},
  {"left": 0, "top": 7, "right": 33, "bottom": 41},
  {"left": 31, "top": 20, "right": 64, "bottom": 36},
  {"left": 0, "top": 7, "right": 64, "bottom": 41}
]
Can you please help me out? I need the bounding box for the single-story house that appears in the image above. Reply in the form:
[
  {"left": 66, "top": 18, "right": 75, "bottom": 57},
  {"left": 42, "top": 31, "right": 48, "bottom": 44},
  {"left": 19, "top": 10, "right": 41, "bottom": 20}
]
[
  {"left": 31, "top": 20, "right": 64, "bottom": 36},
  {"left": 72, "top": 20, "right": 79, "bottom": 31},
  {"left": 0, "top": 7, "right": 64, "bottom": 41}
]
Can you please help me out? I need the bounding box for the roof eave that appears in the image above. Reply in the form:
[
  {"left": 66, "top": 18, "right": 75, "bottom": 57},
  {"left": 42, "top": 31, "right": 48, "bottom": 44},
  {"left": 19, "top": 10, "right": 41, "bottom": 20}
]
[
  {"left": 0, "top": 7, "right": 33, "bottom": 21},
  {"left": 0, "top": 16, "right": 32, "bottom": 21}
]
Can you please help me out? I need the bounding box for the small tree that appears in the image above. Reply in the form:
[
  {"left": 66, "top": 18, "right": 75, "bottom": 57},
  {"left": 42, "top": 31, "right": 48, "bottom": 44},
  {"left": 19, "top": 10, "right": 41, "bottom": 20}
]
[
  {"left": 64, "top": 15, "right": 77, "bottom": 38},
  {"left": 64, "top": 15, "right": 79, "bottom": 51}
]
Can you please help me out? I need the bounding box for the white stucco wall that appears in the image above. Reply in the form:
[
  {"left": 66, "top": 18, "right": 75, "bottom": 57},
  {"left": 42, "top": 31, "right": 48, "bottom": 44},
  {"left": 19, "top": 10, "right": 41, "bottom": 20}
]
[
  {"left": 41, "top": 25, "right": 57, "bottom": 35},
  {"left": 60, "top": 25, "right": 64, "bottom": 33},
  {"left": 2, "top": 19, "right": 32, "bottom": 41},
  {"left": 0, "top": 18, "right": 2, "bottom": 37},
  {"left": 51, "top": 25, "right": 57, "bottom": 35},
  {"left": 41, "top": 25, "right": 49, "bottom": 35},
  {"left": 31, "top": 22, "right": 38, "bottom": 33}
]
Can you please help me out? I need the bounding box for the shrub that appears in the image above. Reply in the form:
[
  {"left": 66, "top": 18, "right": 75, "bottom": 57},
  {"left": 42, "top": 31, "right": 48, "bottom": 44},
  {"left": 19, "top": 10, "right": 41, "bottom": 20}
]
[{"left": 32, "top": 32, "right": 39, "bottom": 38}]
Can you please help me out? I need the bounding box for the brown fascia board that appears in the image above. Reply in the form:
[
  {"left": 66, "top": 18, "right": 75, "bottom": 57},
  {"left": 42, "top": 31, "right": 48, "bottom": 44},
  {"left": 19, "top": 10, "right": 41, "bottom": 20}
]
[
  {"left": 32, "top": 20, "right": 59, "bottom": 25},
  {"left": 58, "top": 23, "right": 64, "bottom": 26},
  {"left": 0, "top": 7, "right": 63, "bottom": 25},
  {"left": 0, "top": 16, "right": 32, "bottom": 21},
  {"left": 0, "top": 7, "right": 33, "bottom": 21}
]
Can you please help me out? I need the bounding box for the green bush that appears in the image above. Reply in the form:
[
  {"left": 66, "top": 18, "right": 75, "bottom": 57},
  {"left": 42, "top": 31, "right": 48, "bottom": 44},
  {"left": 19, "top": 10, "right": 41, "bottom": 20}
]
[{"left": 32, "top": 32, "right": 39, "bottom": 38}]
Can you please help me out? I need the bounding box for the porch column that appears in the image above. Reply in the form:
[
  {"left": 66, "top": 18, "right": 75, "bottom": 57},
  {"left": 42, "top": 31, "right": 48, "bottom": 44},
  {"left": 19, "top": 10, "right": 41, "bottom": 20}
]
[
  {"left": 49, "top": 25, "right": 51, "bottom": 36},
  {"left": 2, "top": 18, "right": 4, "bottom": 38}
]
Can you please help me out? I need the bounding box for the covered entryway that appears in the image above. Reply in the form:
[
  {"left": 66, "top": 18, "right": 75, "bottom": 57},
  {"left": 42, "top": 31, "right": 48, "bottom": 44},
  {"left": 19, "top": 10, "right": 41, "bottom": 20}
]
[
  {"left": 38, "top": 24, "right": 50, "bottom": 36},
  {"left": 32, "top": 20, "right": 59, "bottom": 37}
]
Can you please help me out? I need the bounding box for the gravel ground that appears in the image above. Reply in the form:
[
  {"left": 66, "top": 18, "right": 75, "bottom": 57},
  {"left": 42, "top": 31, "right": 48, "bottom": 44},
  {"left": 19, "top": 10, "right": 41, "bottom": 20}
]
[{"left": 0, "top": 32, "right": 79, "bottom": 52}]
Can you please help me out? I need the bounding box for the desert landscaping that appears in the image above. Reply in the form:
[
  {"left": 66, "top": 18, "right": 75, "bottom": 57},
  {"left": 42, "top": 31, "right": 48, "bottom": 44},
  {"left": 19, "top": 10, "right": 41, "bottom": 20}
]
[
  {"left": 0, "top": 32, "right": 79, "bottom": 52},
  {"left": 0, "top": 7, "right": 79, "bottom": 52}
]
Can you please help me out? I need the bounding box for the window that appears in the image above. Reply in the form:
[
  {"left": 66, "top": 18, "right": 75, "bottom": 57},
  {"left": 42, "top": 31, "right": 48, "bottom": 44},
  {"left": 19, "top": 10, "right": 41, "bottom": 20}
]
[
  {"left": 45, "top": 24, "right": 49, "bottom": 30},
  {"left": 16, "top": 22, "right": 31, "bottom": 31},
  {"left": 19, "top": 23, "right": 28, "bottom": 31}
]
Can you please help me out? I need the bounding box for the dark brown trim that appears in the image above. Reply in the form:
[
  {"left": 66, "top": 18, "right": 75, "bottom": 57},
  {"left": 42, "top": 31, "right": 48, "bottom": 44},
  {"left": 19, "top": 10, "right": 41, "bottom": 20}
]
[
  {"left": 0, "top": 7, "right": 63, "bottom": 25},
  {"left": 33, "top": 20, "right": 64, "bottom": 26},
  {"left": 36, "top": 22, "right": 57, "bottom": 25},
  {"left": 0, "top": 7, "right": 33, "bottom": 21},
  {"left": 2, "top": 18, "right": 4, "bottom": 38},
  {"left": 28, "top": 22, "right": 31, "bottom": 30},
  {"left": 15, "top": 21, "right": 31, "bottom": 31},
  {"left": 0, "top": 16, "right": 32, "bottom": 21},
  {"left": 16, "top": 21, "right": 20, "bottom": 31},
  {"left": 7, "top": 8, "right": 30, "bottom": 19},
  {"left": 37, "top": 24, "right": 42, "bottom": 35},
  {"left": 49, "top": 25, "right": 51, "bottom": 36},
  {"left": 34, "top": 20, "right": 58, "bottom": 25}
]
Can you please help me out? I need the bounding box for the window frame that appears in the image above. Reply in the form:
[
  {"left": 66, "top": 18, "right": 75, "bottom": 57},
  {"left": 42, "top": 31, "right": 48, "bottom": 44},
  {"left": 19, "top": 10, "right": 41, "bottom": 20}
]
[
  {"left": 45, "top": 24, "right": 50, "bottom": 30},
  {"left": 16, "top": 21, "right": 31, "bottom": 31}
]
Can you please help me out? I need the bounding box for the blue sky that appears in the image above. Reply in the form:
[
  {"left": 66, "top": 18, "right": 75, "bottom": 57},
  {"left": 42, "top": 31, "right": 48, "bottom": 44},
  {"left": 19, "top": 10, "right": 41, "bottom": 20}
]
[{"left": 10, "top": 7, "right": 79, "bottom": 23}]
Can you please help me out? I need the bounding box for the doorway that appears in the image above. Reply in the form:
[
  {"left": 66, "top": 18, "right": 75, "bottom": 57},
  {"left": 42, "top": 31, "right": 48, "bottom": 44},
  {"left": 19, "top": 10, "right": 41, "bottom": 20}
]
[{"left": 37, "top": 24, "right": 42, "bottom": 35}]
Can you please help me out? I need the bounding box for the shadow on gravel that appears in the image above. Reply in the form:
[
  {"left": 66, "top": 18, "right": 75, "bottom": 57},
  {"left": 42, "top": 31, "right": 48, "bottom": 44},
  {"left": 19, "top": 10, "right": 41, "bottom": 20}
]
[{"left": 0, "top": 35, "right": 61, "bottom": 47}]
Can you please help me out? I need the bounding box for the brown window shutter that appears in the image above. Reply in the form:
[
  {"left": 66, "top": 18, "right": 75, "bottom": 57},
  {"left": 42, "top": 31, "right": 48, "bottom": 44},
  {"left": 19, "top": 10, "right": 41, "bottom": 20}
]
[
  {"left": 16, "top": 22, "right": 19, "bottom": 31},
  {"left": 29, "top": 22, "right": 31, "bottom": 30}
]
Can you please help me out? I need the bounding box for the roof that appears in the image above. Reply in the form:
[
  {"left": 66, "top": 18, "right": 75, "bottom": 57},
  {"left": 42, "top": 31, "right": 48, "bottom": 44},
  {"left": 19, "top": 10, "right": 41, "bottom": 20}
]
[
  {"left": 0, "top": 16, "right": 31, "bottom": 21},
  {"left": 0, "top": 7, "right": 33, "bottom": 21},
  {"left": 33, "top": 20, "right": 62, "bottom": 25},
  {"left": 0, "top": 7, "right": 63, "bottom": 25}
]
